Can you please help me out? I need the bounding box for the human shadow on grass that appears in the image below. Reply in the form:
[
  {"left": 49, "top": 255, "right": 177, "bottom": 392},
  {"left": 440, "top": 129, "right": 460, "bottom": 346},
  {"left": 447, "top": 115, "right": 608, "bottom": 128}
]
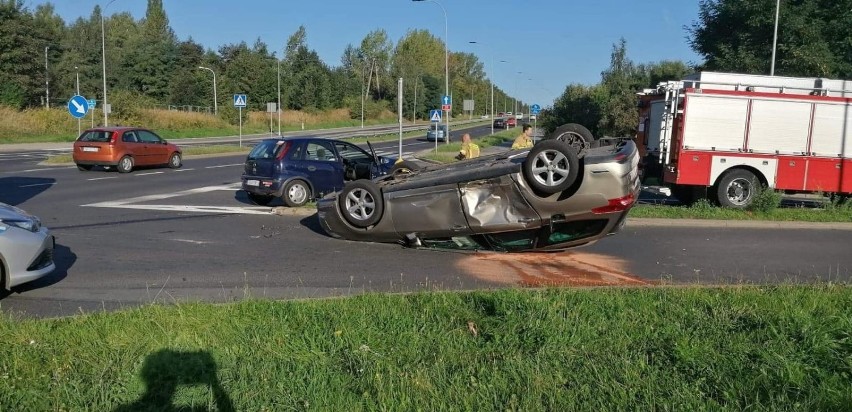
[{"left": 114, "top": 349, "right": 234, "bottom": 412}]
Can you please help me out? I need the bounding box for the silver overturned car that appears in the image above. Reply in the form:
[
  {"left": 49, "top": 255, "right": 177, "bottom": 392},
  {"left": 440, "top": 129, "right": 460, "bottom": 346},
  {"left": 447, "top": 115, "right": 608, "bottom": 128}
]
[
  {"left": 317, "top": 136, "right": 640, "bottom": 252},
  {"left": 0, "top": 202, "right": 55, "bottom": 289}
]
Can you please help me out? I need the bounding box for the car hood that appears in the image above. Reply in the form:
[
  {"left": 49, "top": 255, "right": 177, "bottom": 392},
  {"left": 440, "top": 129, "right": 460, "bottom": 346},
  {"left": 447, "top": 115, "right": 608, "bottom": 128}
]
[{"left": 0, "top": 202, "right": 32, "bottom": 220}]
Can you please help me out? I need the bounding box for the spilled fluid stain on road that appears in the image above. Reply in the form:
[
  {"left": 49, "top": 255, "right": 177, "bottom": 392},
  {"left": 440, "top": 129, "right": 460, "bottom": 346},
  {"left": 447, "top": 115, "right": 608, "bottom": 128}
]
[{"left": 457, "top": 251, "right": 649, "bottom": 287}]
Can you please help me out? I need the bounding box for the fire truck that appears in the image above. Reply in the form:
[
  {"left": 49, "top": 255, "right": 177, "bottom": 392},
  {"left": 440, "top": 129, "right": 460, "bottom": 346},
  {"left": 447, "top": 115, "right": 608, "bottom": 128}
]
[{"left": 637, "top": 71, "right": 851, "bottom": 208}]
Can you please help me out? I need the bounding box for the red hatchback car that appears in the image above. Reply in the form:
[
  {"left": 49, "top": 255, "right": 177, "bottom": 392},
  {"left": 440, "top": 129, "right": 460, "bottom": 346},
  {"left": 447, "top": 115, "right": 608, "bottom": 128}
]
[{"left": 72, "top": 127, "right": 182, "bottom": 173}]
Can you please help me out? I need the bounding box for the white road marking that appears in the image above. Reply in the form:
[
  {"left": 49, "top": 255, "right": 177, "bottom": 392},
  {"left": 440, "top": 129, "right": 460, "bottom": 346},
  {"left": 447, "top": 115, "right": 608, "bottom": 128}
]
[
  {"left": 135, "top": 171, "right": 164, "bottom": 176},
  {"left": 175, "top": 168, "right": 195, "bottom": 172},
  {"left": 83, "top": 183, "right": 272, "bottom": 215},
  {"left": 3, "top": 167, "right": 75, "bottom": 174},
  {"left": 19, "top": 182, "right": 56, "bottom": 188},
  {"left": 87, "top": 176, "right": 118, "bottom": 181},
  {"left": 205, "top": 163, "right": 242, "bottom": 169},
  {"left": 171, "top": 238, "right": 214, "bottom": 245}
]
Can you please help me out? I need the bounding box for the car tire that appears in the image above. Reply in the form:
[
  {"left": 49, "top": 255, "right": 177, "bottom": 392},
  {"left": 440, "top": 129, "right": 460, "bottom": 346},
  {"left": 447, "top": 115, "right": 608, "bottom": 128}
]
[
  {"left": 168, "top": 152, "right": 182, "bottom": 169},
  {"left": 522, "top": 139, "right": 580, "bottom": 195},
  {"left": 548, "top": 123, "right": 597, "bottom": 156},
  {"left": 248, "top": 193, "right": 274, "bottom": 206},
  {"left": 76, "top": 164, "right": 92, "bottom": 171},
  {"left": 282, "top": 180, "right": 311, "bottom": 207},
  {"left": 390, "top": 160, "right": 419, "bottom": 177},
  {"left": 716, "top": 169, "right": 759, "bottom": 209},
  {"left": 338, "top": 180, "right": 383, "bottom": 228},
  {"left": 117, "top": 156, "right": 133, "bottom": 173}
]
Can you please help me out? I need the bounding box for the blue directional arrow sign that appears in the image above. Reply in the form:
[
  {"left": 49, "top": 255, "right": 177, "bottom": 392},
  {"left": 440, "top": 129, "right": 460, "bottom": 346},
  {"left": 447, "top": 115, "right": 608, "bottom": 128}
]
[
  {"left": 530, "top": 103, "right": 541, "bottom": 115},
  {"left": 67, "top": 95, "right": 89, "bottom": 119},
  {"left": 429, "top": 109, "right": 442, "bottom": 122},
  {"left": 442, "top": 95, "right": 451, "bottom": 105}
]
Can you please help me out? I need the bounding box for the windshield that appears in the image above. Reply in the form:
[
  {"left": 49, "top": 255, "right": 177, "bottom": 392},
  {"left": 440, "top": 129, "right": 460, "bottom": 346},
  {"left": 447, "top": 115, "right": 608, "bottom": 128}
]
[
  {"left": 78, "top": 130, "right": 112, "bottom": 142},
  {"left": 248, "top": 140, "right": 285, "bottom": 160}
]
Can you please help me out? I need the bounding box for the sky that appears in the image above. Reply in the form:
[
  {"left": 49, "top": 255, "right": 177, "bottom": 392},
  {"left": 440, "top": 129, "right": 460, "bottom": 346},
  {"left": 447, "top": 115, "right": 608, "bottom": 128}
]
[{"left": 28, "top": 0, "right": 703, "bottom": 109}]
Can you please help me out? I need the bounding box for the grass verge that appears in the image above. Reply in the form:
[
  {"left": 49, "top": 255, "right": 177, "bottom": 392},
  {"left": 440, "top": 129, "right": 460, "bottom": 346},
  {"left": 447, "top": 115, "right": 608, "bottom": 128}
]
[
  {"left": 1, "top": 286, "right": 850, "bottom": 410},
  {"left": 420, "top": 128, "right": 516, "bottom": 163}
]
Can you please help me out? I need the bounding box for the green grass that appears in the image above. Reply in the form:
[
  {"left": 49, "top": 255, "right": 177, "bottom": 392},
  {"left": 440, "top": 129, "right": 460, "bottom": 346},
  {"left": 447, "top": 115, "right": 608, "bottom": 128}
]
[
  {"left": 1, "top": 286, "right": 850, "bottom": 410},
  {"left": 420, "top": 128, "right": 516, "bottom": 162},
  {"left": 630, "top": 201, "right": 852, "bottom": 222}
]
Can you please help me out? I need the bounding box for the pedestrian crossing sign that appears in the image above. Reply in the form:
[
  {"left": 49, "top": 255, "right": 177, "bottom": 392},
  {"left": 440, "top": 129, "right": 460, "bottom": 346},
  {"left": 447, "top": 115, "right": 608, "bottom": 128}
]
[
  {"left": 429, "top": 109, "right": 442, "bottom": 122},
  {"left": 233, "top": 94, "right": 247, "bottom": 107}
]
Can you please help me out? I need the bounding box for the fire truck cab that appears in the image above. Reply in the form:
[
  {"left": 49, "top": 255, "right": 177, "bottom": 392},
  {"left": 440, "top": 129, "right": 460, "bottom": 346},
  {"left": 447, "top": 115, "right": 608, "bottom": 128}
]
[{"left": 638, "top": 72, "right": 852, "bottom": 208}]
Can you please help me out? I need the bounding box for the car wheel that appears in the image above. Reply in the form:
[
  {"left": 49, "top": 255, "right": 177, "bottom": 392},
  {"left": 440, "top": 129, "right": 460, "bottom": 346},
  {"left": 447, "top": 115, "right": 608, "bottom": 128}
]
[
  {"left": 247, "top": 193, "right": 274, "bottom": 206},
  {"left": 76, "top": 164, "right": 92, "bottom": 171},
  {"left": 390, "top": 160, "right": 419, "bottom": 177},
  {"left": 282, "top": 180, "right": 311, "bottom": 207},
  {"left": 716, "top": 169, "right": 759, "bottom": 209},
  {"left": 338, "top": 180, "right": 383, "bottom": 228},
  {"left": 522, "top": 139, "right": 580, "bottom": 195},
  {"left": 117, "top": 156, "right": 133, "bottom": 173},
  {"left": 168, "top": 152, "right": 182, "bottom": 169},
  {"left": 548, "top": 123, "right": 597, "bottom": 157}
]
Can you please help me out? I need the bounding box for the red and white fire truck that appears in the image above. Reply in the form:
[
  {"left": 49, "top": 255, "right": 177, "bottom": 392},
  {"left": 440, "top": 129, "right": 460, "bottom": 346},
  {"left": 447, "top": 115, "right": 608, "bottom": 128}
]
[{"left": 637, "top": 71, "right": 851, "bottom": 208}]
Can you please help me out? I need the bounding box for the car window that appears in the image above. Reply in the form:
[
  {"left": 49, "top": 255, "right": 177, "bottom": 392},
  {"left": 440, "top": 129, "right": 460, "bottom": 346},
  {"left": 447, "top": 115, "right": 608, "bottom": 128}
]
[
  {"left": 305, "top": 141, "right": 336, "bottom": 162},
  {"left": 543, "top": 220, "right": 608, "bottom": 246},
  {"left": 483, "top": 229, "right": 538, "bottom": 251},
  {"left": 248, "top": 140, "right": 283, "bottom": 160},
  {"left": 137, "top": 130, "right": 162, "bottom": 143},
  {"left": 420, "top": 236, "right": 488, "bottom": 251},
  {"left": 78, "top": 130, "right": 112, "bottom": 142},
  {"left": 287, "top": 141, "right": 304, "bottom": 160},
  {"left": 122, "top": 131, "right": 139, "bottom": 143},
  {"left": 333, "top": 141, "right": 371, "bottom": 163}
]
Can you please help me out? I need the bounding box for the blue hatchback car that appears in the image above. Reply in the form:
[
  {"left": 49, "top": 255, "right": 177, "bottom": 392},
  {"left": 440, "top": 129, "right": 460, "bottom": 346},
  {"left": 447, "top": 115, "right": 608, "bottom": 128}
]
[{"left": 241, "top": 137, "right": 397, "bottom": 206}]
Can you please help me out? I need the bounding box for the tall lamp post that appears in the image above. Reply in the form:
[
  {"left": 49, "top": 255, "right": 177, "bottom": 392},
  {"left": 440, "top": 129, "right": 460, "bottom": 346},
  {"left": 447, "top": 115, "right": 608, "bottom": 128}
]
[
  {"left": 75, "top": 66, "right": 81, "bottom": 136},
  {"left": 469, "top": 41, "right": 494, "bottom": 135},
  {"left": 198, "top": 66, "right": 217, "bottom": 115},
  {"left": 101, "top": 0, "right": 119, "bottom": 126},
  {"left": 44, "top": 46, "right": 50, "bottom": 109},
  {"left": 412, "top": 0, "right": 449, "bottom": 143},
  {"left": 770, "top": 0, "right": 780, "bottom": 76}
]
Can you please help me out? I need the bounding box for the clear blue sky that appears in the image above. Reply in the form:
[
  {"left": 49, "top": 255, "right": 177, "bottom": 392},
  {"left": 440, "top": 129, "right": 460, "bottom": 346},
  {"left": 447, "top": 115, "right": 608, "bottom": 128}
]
[{"left": 31, "top": 0, "right": 703, "bottom": 109}]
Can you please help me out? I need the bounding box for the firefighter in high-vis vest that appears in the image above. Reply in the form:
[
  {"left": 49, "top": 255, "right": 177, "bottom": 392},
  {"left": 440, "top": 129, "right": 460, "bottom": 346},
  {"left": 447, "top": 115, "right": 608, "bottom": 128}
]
[{"left": 455, "top": 133, "right": 480, "bottom": 160}]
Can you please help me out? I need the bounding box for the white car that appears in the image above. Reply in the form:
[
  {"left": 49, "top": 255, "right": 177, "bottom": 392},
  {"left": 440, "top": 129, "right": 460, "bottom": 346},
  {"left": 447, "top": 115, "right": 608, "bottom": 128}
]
[{"left": 0, "top": 202, "right": 55, "bottom": 289}]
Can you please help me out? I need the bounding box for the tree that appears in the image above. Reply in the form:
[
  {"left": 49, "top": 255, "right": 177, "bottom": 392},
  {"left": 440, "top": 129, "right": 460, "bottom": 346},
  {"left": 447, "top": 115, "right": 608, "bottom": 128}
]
[{"left": 688, "top": 0, "right": 852, "bottom": 78}]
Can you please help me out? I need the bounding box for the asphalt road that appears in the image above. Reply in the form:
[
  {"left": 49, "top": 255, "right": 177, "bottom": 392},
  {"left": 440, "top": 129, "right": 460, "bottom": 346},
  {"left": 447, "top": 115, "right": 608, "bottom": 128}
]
[{"left": 1, "top": 125, "right": 850, "bottom": 318}]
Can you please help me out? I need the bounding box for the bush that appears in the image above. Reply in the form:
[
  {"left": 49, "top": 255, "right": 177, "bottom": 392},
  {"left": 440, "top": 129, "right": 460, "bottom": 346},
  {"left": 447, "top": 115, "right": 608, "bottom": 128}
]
[{"left": 747, "top": 186, "right": 783, "bottom": 213}]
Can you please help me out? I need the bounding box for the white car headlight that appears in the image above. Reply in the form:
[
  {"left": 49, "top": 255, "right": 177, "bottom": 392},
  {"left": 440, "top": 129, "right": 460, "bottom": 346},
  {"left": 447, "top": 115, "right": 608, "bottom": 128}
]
[{"left": 0, "top": 216, "right": 40, "bottom": 232}]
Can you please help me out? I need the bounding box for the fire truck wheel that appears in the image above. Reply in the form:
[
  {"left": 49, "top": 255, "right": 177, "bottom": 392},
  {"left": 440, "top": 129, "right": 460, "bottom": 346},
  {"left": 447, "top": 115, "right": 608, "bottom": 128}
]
[
  {"left": 716, "top": 169, "right": 760, "bottom": 209},
  {"left": 547, "top": 123, "right": 597, "bottom": 156},
  {"left": 523, "top": 139, "right": 579, "bottom": 195}
]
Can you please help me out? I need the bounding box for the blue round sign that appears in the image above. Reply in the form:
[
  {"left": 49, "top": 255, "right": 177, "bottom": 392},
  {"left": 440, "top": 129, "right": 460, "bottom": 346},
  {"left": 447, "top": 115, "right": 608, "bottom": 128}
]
[{"left": 67, "top": 95, "right": 89, "bottom": 119}]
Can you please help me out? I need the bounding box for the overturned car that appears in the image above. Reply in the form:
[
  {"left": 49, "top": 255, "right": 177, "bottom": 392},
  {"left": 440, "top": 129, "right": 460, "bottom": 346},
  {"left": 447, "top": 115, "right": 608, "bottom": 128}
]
[{"left": 317, "top": 135, "right": 640, "bottom": 252}]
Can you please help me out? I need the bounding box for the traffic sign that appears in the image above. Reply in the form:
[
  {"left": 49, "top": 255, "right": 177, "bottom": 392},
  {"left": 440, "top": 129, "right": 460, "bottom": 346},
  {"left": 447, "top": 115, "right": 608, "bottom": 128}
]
[
  {"left": 531, "top": 104, "right": 541, "bottom": 115},
  {"left": 234, "top": 94, "right": 247, "bottom": 107},
  {"left": 67, "top": 95, "right": 89, "bottom": 119},
  {"left": 429, "top": 109, "right": 442, "bottom": 122},
  {"left": 442, "top": 104, "right": 451, "bottom": 111},
  {"left": 442, "top": 95, "right": 451, "bottom": 105},
  {"left": 87, "top": 99, "right": 97, "bottom": 108}
]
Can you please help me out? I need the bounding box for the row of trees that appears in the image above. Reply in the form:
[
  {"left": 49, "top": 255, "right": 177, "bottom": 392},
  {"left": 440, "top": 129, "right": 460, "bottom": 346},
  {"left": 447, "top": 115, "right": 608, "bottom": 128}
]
[
  {"left": 0, "top": 0, "right": 517, "bottom": 122},
  {"left": 544, "top": 0, "right": 852, "bottom": 137}
]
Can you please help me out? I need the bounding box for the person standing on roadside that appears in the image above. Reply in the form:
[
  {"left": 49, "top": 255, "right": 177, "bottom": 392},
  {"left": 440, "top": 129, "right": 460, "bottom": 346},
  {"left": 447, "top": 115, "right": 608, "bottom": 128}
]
[
  {"left": 455, "top": 133, "right": 480, "bottom": 160},
  {"left": 512, "top": 123, "right": 534, "bottom": 149}
]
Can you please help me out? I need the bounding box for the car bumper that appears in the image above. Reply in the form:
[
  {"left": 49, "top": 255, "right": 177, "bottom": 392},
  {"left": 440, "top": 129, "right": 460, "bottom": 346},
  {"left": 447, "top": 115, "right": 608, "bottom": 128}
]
[
  {"left": 2, "top": 229, "right": 55, "bottom": 289},
  {"left": 241, "top": 176, "right": 285, "bottom": 197}
]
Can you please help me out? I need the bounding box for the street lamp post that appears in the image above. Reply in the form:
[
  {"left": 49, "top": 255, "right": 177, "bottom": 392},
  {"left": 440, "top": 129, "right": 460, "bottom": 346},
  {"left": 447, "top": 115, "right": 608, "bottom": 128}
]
[
  {"left": 44, "top": 46, "right": 49, "bottom": 109},
  {"left": 469, "top": 41, "right": 494, "bottom": 135},
  {"left": 198, "top": 66, "right": 217, "bottom": 115},
  {"left": 75, "top": 66, "right": 80, "bottom": 136},
  {"left": 277, "top": 58, "right": 281, "bottom": 135},
  {"left": 101, "top": 0, "right": 119, "bottom": 126},
  {"left": 770, "top": 0, "right": 780, "bottom": 76},
  {"left": 413, "top": 0, "right": 449, "bottom": 143}
]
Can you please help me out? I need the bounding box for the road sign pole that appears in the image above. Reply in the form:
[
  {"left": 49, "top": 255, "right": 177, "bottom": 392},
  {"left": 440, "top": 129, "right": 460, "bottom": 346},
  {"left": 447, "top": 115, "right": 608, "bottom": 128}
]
[
  {"left": 239, "top": 107, "right": 243, "bottom": 147},
  {"left": 435, "top": 122, "right": 438, "bottom": 153}
]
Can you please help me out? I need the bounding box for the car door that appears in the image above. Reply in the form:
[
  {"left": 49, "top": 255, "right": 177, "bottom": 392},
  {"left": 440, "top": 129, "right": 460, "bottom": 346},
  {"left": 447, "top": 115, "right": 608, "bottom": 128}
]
[
  {"left": 136, "top": 129, "right": 170, "bottom": 165},
  {"left": 333, "top": 141, "right": 378, "bottom": 180},
  {"left": 294, "top": 140, "right": 344, "bottom": 196},
  {"left": 120, "top": 130, "right": 144, "bottom": 163}
]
